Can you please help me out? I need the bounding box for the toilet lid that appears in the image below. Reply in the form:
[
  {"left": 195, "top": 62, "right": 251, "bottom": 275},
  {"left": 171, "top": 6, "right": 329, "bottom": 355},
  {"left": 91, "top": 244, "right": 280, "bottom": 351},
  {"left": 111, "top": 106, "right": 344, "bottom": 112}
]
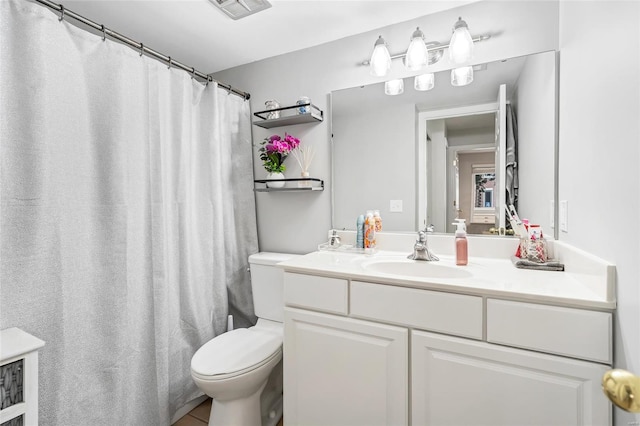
[{"left": 191, "top": 328, "right": 281, "bottom": 376}]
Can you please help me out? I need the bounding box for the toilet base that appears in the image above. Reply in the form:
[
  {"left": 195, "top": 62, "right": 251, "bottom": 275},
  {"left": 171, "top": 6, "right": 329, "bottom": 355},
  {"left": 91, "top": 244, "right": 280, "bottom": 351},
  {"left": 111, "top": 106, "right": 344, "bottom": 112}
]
[{"left": 208, "top": 381, "right": 268, "bottom": 426}]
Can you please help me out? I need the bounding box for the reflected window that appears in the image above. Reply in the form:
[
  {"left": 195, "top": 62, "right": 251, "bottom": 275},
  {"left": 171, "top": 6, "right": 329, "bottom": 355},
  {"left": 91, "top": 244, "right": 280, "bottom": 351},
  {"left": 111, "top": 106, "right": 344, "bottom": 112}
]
[
  {"left": 471, "top": 166, "right": 495, "bottom": 224},
  {"left": 474, "top": 172, "right": 496, "bottom": 208}
]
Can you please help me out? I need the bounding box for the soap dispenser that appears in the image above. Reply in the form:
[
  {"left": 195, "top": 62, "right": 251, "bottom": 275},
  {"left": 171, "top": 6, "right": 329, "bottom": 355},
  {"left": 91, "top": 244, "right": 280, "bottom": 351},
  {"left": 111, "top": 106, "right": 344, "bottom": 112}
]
[{"left": 452, "top": 219, "right": 468, "bottom": 266}]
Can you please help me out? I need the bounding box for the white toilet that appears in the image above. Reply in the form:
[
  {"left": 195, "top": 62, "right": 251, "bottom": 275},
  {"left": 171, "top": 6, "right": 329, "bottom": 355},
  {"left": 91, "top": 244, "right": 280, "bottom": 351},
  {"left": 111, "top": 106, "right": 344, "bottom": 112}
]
[{"left": 191, "top": 252, "right": 298, "bottom": 426}]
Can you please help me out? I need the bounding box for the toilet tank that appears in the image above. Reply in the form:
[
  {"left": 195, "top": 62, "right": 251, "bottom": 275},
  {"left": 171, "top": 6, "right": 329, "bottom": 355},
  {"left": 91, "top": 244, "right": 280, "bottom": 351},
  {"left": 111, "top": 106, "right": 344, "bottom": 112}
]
[{"left": 248, "top": 252, "right": 300, "bottom": 323}]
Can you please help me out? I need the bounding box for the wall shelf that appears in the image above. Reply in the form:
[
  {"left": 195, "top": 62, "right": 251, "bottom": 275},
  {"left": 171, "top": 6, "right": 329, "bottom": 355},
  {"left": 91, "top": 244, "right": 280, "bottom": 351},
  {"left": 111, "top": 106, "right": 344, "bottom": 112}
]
[
  {"left": 254, "top": 177, "right": 324, "bottom": 192},
  {"left": 253, "top": 103, "right": 323, "bottom": 129}
]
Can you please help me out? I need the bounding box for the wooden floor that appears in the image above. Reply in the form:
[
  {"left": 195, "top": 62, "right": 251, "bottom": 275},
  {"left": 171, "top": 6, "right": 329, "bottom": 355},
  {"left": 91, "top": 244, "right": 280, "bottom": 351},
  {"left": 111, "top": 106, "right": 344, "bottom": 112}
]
[{"left": 173, "top": 398, "right": 284, "bottom": 426}]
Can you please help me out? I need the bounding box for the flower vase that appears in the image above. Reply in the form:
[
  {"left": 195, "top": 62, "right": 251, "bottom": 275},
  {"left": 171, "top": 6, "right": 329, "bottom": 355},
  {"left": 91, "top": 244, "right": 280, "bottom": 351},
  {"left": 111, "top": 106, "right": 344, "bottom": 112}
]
[{"left": 266, "top": 172, "right": 285, "bottom": 188}]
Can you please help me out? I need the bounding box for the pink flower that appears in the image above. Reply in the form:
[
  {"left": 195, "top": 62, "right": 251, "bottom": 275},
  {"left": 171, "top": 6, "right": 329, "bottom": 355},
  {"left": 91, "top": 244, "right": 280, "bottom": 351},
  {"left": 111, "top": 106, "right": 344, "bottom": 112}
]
[
  {"left": 264, "top": 142, "right": 278, "bottom": 153},
  {"left": 284, "top": 133, "right": 300, "bottom": 149},
  {"left": 259, "top": 133, "right": 302, "bottom": 173},
  {"left": 273, "top": 140, "right": 290, "bottom": 153}
]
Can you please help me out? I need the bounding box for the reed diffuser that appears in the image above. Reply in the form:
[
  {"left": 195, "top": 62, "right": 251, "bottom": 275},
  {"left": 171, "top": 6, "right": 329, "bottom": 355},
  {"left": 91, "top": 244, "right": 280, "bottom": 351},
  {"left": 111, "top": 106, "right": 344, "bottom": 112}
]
[{"left": 290, "top": 145, "right": 315, "bottom": 188}]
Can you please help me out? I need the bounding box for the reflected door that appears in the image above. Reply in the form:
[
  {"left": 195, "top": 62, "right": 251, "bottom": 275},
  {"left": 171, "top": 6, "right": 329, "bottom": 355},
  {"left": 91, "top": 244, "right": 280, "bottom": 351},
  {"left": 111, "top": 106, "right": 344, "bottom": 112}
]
[{"left": 494, "top": 84, "right": 507, "bottom": 230}]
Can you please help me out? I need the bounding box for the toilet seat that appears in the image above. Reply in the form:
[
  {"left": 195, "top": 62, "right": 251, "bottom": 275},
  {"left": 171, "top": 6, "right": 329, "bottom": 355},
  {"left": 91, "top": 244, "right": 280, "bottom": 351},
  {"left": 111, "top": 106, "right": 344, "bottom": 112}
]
[{"left": 191, "top": 328, "right": 282, "bottom": 380}]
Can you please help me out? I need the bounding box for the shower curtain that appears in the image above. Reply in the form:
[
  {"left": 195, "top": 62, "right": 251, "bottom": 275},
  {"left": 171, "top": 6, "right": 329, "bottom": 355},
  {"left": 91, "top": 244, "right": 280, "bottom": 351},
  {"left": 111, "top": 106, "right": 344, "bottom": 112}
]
[{"left": 0, "top": 1, "right": 258, "bottom": 425}]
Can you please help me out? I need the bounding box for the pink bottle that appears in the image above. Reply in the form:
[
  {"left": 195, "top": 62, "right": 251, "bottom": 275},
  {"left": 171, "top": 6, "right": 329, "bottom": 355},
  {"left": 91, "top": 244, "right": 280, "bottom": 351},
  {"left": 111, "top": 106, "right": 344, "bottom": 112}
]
[{"left": 452, "top": 220, "right": 468, "bottom": 266}]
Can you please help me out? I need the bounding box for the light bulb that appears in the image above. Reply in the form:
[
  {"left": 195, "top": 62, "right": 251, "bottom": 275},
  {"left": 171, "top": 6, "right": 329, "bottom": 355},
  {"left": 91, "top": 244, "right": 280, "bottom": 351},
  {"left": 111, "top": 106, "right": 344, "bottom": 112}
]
[
  {"left": 414, "top": 73, "right": 435, "bottom": 91},
  {"left": 384, "top": 79, "right": 404, "bottom": 95},
  {"left": 451, "top": 66, "right": 473, "bottom": 86},
  {"left": 405, "top": 27, "right": 428, "bottom": 71},
  {"left": 370, "top": 35, "right": 391, "bottom": 77},
  {"left": 449, "top": 17, "right": 474, "bottom": 65}
]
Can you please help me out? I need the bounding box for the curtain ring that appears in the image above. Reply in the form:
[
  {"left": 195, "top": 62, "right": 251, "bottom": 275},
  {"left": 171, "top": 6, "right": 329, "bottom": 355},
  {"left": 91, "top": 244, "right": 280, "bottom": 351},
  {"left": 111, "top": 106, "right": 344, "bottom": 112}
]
[
  {"left": 205, "top": 77, "right": 210, "bottom": 88},
  {"left": 227, "top": 85, "right": 232, "bottom": 95},
  {"left": 167, "top": 56, "right": 171, "bottom": 69},
  {"left": 58, "top": 5, "right": 65, "bottom": 21},
  {"left": 139, "top": 43, "right": 144, "bottom": 57},
  {"left": 101, "top": 25, "right": 106, "bottom": 41},
  {"left": 191, "top": 67, "right": 196, "bottom": 80}
]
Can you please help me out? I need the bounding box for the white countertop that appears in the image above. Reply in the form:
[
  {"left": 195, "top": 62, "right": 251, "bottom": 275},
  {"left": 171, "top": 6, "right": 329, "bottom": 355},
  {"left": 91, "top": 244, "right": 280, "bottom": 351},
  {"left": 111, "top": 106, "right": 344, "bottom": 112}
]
[{"left": 278, "top": 249, "right": 616, "bottom": 310}]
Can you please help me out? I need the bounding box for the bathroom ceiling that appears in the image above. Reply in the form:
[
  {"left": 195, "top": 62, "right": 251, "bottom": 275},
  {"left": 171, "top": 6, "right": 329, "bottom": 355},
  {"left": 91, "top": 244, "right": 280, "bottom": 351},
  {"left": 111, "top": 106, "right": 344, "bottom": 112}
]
[{"left": 61, "top": 0, "right": 478, "bottom": 73}]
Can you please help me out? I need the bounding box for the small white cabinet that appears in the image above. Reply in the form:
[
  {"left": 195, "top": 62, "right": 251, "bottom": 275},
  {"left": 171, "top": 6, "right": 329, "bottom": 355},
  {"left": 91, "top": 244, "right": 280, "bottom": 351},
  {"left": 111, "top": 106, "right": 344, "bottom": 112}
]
[
  {"left": 0, "top": 328, "right": 45, "bottom": 426},
  {"left": 284, "top": 308, "right": 408, "bottom": 426},
  {"left": 411, "top": 330, "right": 610, "bottom": 426}
]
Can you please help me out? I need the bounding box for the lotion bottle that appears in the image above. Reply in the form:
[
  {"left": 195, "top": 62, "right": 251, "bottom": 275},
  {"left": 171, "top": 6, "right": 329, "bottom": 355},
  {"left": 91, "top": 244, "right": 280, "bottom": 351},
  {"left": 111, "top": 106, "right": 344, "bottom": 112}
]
[
  {"left": 452, "top": 220, "right": 468, "bottom": 266},
  {"left": 356, "top": 215, "right": 365, "bottom": 248},
  {"left": 373, "top": 210, "right": 382, "bottom": 232},
  {"left": 364, "top": 210, "right": 376, "bottom": 250}
]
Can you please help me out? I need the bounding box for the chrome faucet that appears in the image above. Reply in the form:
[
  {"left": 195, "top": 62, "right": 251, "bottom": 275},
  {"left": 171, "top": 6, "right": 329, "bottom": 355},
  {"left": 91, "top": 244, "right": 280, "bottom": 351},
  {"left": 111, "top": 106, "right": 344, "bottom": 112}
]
[{"left": 408, "top": 226, "right": 439, "bottom": 261}]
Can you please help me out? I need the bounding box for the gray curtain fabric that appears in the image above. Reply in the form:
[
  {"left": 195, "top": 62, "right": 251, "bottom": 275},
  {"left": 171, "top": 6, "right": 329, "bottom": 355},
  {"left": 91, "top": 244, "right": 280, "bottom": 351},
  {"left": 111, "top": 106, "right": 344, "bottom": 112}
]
[
  {"left": 0, "top": 1, "right": 258, "bottom": 424},
  {"left": 505, "top": 104, "right": 519, "bottom": 208}
]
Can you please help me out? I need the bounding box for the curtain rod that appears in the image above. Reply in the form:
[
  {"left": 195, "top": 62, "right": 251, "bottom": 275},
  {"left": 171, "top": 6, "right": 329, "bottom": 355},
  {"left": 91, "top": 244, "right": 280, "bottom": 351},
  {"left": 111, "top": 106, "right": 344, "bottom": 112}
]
[{"left": 34, "top": 0, "right": 251, "bottom": 100}]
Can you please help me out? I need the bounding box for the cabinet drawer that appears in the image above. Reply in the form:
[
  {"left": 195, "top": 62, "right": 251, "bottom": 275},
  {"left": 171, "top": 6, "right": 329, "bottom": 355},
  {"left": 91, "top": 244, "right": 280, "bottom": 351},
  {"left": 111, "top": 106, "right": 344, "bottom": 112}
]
[
  {"left": 350, "top": 281, "right": 483, "bottom": 339},
  {"left": 487, "top": 299, "right": 612, "bottom": 363},
  {"left": 284, "top": 273, "right": 348, "bottom": 315}
]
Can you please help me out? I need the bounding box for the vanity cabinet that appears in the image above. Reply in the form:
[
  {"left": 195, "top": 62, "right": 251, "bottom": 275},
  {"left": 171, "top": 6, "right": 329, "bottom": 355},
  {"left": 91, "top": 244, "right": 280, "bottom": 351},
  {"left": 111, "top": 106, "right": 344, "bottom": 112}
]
[{"left": 282, "top": 272, "right": 612, "bottom": 426}]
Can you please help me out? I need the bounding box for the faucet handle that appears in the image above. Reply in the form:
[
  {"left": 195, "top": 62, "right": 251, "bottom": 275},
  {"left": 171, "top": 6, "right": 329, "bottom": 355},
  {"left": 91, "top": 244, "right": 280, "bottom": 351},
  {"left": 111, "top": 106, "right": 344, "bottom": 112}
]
[
  {"left": 417, "top": 230, "right": 427, "bottom": 242},
  {"left": 425, "top": 224, "right": 435, "bottom": 233}
]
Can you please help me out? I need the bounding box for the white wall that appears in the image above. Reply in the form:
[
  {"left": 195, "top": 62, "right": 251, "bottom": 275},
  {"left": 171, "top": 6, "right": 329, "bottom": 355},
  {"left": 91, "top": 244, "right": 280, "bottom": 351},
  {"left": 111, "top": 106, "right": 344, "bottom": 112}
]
[
  {"left": 558, "top": 2, "right": 640, "bottom": 425},
  {"left": 447, "top": 127, "right": 494, "bottom": 147},
  {"left": 213, "top": 0, "right": 559, "bottom": 254},
  {"left": 332, "top": 103, "right": 415, "bottom": 231},
  {"left": 514, "top": 51, "right": 556, "bottom": 233}
]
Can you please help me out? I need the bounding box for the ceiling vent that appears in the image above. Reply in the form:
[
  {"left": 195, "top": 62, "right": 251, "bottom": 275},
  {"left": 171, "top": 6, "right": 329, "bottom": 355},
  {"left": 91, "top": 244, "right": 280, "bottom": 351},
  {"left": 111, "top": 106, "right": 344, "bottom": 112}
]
[{"left": 208, "top": 0, "right": 272, "bottom": 20}]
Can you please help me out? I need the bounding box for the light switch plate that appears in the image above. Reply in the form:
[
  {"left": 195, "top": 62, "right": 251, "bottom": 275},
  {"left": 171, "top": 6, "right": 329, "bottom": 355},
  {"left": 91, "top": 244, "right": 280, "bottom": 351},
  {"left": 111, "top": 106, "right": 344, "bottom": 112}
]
[
  {"left": 390, "top": 200, "right": 403, "bottom": 213},
  {"left": 559, "top": 200, "right": 568, "bottom": 232}
]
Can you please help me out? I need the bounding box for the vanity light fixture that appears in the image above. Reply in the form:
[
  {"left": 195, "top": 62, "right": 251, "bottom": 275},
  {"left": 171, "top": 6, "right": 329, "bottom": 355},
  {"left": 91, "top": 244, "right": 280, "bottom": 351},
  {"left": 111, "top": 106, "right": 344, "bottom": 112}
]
[
  {"left": 404, "top": 27, "right": 429, "bottom": 70},
  {"left": 451, "top": 66, "right": 474, "bottom": 86},
  {"left": 363, "top": 17, "right": 488, "bottom": 78},
  {"left": 369, "top": 36, "right": 392, "bottom": 77},
  {"left": 384, "top": 79, "right": 404, "bottom": 95},
  {"left": 414, "top": 73, "right": 435, "bottom": 91},
  {"left": 449, "top": 17, "right": 474, "bottom": 65}
]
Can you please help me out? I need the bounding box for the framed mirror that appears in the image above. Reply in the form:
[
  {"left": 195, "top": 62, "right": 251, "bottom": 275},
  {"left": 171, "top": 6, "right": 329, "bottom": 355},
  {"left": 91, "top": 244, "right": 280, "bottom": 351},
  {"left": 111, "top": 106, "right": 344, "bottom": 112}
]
[{"left": 331, "top": 50, "right": 557, "bottom": 237}]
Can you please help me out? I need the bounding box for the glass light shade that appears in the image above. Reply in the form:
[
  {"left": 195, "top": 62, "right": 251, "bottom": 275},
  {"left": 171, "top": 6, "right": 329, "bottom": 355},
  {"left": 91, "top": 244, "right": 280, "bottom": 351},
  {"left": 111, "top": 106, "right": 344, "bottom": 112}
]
[
  {"left": 451, "top": 66, "right": 474, "bottom": 86},
  {"left": 370, "top": 35, "right": 392, "bottom": 77},
  {"left": 414, "top": 73, "right": 435, "bottom": 91},
  {"left": 404, "top": 27, "right": 428, "bottom": 71},
  {"left": 449, "top": 17, "right": 474, "bottom": 65},
  {"left": 384, "top": 79, "right": 404, "bottom": 95}
]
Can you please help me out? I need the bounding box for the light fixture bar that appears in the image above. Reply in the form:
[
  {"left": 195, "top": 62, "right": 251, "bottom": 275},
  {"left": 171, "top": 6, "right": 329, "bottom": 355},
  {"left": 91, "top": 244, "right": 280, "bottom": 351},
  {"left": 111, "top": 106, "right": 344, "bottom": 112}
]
[{"left": 360, "top": 34, "right": 490, "bottom": 66}]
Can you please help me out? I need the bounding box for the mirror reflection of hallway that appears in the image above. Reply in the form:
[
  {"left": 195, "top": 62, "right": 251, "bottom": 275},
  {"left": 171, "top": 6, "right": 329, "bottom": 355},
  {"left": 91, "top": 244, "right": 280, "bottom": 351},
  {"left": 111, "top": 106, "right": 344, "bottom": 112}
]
[
  {"left": 426, "top": 112, "right": 496, "bottom": 234},
  {"left": 453, "top": 153, "right": 495, "bottom": 235}
]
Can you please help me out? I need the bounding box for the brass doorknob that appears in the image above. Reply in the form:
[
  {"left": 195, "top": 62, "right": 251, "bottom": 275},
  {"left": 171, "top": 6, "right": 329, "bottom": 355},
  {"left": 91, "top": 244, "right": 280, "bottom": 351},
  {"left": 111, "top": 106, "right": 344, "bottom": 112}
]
[{"left": 602, "top": 369, "right": 640, "bottom": 412}]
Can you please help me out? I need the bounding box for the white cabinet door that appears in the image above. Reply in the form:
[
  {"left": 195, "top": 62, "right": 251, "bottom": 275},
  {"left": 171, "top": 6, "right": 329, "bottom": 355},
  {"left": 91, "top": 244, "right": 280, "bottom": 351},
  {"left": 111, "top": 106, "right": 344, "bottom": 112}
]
[
  {"left": 284, "top": 308, "right": 408, "bottom": 426},
  {"left": 412, "top": 330, "right": 610, "bottom": 426}
]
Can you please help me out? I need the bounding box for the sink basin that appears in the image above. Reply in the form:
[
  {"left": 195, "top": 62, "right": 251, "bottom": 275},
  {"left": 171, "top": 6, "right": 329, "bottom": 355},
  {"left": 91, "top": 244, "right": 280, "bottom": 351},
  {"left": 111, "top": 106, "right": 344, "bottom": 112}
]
[{"left": 363, "top": 260, "right": 473, "bottom": 279}]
